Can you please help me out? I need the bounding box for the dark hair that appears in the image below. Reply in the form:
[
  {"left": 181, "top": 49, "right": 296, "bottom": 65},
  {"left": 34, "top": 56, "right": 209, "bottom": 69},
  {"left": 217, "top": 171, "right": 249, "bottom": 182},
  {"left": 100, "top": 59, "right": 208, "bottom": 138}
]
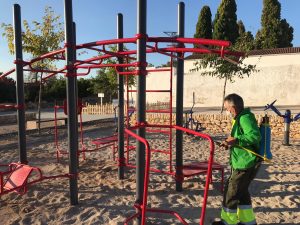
[{"left": 224, "top": 93, "right": 244, "bottom": 112}]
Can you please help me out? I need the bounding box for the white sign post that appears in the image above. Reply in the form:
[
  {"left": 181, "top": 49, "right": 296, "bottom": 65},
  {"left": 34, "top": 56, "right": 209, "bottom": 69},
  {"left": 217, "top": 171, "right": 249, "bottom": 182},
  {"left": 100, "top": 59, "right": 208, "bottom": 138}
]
[
  {"left": 112, "top": 99, "right": 119, "bottom": 107},
  {"left": 98, "top": 93, "right": 104, "bottom": 106}
]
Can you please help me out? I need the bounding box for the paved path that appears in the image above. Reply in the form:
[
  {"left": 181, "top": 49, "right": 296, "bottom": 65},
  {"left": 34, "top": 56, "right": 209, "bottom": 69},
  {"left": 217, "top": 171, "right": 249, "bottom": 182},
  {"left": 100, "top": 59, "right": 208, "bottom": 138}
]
[
  {"left": 1, "top": 105, "right": 299, "bottom": 136},
  {"left": 0, "top": 108, "right": 115, "bottom": 136}
]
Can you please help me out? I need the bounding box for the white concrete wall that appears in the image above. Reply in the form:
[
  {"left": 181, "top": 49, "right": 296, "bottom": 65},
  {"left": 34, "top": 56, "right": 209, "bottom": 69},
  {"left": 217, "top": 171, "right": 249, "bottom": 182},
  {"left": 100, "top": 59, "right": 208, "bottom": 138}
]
[{"left": 131, "top": 53, "right": 300, "bottom": 108}]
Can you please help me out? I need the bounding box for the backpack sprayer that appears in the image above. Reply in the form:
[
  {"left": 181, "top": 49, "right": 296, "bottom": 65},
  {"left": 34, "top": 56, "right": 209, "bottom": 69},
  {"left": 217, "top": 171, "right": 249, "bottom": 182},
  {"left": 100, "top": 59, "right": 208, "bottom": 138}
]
[
  {"left": 215, "top": 113, "right": 272, "bottom": 163},
  {"left": 236, "top": 114, "right": 272, "bottom": 163}
]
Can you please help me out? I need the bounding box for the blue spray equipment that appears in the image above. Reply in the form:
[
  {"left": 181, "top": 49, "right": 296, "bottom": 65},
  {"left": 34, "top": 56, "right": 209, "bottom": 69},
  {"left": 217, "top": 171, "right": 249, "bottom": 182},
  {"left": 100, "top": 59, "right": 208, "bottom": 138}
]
[
  {"left": 259, "top": 114, "right": 272, "bottom": 160},
  {"left": 265, "top": 100, "right": 300, "bottom": 146}
]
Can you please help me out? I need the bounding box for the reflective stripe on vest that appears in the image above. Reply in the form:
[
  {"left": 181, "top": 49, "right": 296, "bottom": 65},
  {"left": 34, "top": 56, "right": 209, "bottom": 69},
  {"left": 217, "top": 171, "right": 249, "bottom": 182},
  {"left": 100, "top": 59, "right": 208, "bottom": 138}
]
[
  {"left": 237, "top": 205, "right": 256, "bottom": 225},
  {"left": 221, "top": 207, "right": 238, "bottom": 225}
]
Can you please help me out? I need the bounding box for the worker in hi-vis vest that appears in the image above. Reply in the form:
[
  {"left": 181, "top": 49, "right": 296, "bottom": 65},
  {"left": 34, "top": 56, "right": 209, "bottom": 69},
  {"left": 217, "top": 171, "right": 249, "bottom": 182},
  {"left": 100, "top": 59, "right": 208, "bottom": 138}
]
[{"left": 212, "top": 93, "right": 261, "bottom": 225}]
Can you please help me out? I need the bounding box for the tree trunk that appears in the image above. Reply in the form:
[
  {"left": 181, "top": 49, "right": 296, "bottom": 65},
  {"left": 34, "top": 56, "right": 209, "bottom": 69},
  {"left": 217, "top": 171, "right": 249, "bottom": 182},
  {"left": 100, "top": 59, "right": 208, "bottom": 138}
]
[
  {"left": 220, "top": 77, "right": 228, "bottom": 113},
  {"left": 33, "top": 72, "right": 39, "bottom": 104},
  {"left": 37, "top": 72, "right": 43, "bottom": 134}
]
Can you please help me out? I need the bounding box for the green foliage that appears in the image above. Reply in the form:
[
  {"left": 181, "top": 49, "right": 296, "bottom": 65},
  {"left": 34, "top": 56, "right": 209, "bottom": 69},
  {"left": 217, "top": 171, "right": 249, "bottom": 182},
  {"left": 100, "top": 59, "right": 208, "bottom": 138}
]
[
  {"left": 279, "top": 19, "right": 294, "bottom": 47},
  {"left": 90, "top": 45, "right": 136, "bottom": 103},
  {"left": 77, "top": 78, "right": 94, "bottom": 98},
  {"left": 1, "top": 6, "right": 64, "bottom": 71},
  {"left": 0, "top": 76, "right": 16, "bottom": 103},
  {"left": 1, "top": 6, "right": 64, "bottom": 108},
  {"left": 193, "top": 54, "right": 256, "bottom": 83},
  {"left": 24, "top": 82, "right": 39, "bottom": 102},
  {"left": 158, "top": 60, "right": 177, "bottom": 68},
  {"left": 235, "top": 32, "right": 255, "bottom": 52},
  {"left": 91, "top": 71, "right": 118, "bottom": 103},
  {"left": 237, "top": 20, "right": 246, "bottom": 36},
  {"left": 194, "top": 0, "right": 255, "bottom": 83},
  {"left": 255, "top": 0, "right": 293, "bottom": 49},
  {"left": 193, "top": 0, "right": 256, "bottom": 110},
  {"left": 42, "top": 77, "right": 66, "bottom": 101},
  {"left": 213, "top": 0, "right": 239, "bottom": 43},
  {"left": 235, "top": 21, "right": 255, "bottom": 52},
  {"left": 194, "top": 5, "right": 212, "bottom": 41}
]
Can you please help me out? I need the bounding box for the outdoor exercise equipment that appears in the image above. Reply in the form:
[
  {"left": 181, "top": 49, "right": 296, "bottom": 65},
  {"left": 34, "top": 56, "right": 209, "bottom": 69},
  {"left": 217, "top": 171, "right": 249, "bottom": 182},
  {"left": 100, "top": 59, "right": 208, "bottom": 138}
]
[
  {"left": 0, "top": 104, "right": 23, "bottom": 110},
  {"left": 124, "top": 125, "right": 215, "bottom": 225},
  {"left": 0, "top": 106, "right": 76, "bottom": 198},
  {"left": 265, "top": 100, "right": 300, "bottom": 145},
  {"left": 183, "top": 92, "right": 206, "bottom": 133},
  {"left": 114, "top": 99, "right": 135, "bottom": 133},
  {"left": 55, "top": 99, "right": 119, "bottom": 161},
  {"left": 124, "top": 53, "right": 175, "bottom": 174},
  {"left": 91, "top": 97, "right": 136, "bottom": 162},
  {"left": 0, "top": 163, "right": 73, "bottom": 196},
  {"left": 124, "top": 61, "right": 225, "bottom": 192},
  {"left": 91, "top": 97, "right": 136, "bottom": 163},
  {"left": 1, "top": 0, "right": 244, "bottom": 221},
  {"left": 0, "top": 2, "right": 79, "bottom": 205},
  {"left": 54, "top": 99, "right": 85, "bottom": 161}
]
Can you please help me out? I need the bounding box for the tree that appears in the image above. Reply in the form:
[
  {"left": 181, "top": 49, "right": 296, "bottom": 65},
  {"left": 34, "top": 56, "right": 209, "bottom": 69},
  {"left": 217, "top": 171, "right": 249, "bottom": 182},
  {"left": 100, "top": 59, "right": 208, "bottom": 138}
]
[
  {"left": 77, "top": 78, "right": 94, "bottom": 98},
  {"left": 193, "top": 0, "right": 256, "bottom": 112},
  {"left": 237, "top": 20, "right": 246, "bottom": 36},
  {"left": 158, "top": 60, "right": 177, "bottom": 68},
  {"left": 0, "top": 76, "right": 16, "bottom": 103},
  {"left": 90, "top": 45, "right": 136, "bottom": 103},
  {"left": 2, "top": 6, "right": 64, "bottom": 133},
  {"left": 235, "top": 20, "right": 255, "bottom": 51},
  {"left": 213, "top": 0, "right": 239, "bottom": 43},
  {"left": 91, "top": 71, "right": 117, "bottom": 103},
  {"left": 43, "top": 77, "right": 66, "bottom": 101},
  {"left": 194, "top": 5, "right": 212, "bottom": 43},
  {"left": 1, "top": 6, "right": 64, "bottom": 71},
  {"left": 279, "top": 19, "right": 294, "bottom": 47},
  {"left": 255, "top": 0, "right": 293, "bottom": 49}
]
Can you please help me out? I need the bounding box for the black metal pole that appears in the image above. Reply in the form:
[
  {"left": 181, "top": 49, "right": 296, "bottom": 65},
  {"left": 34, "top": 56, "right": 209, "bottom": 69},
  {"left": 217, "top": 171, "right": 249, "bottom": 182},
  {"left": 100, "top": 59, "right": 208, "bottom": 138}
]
[
  {"left": 73, "top": 22, "right": 78, "bottom": 106},
  {"left": 175, "top": 2, "right": 185, "bottom": 192},
  {"left": 117, "top": 13, "right": 125, "bottom": 179},
  {"left": 64, "top": 0, "right": 78, "bottom": 205},
  {"left": 13, "top": 4, "right": 27, "bottom": 164},
  {"left": 283, "top": 110, "right": 291, "bottom": 146},
  {"left": 73, "top": 21, "right": 80, "bottom": 165},
  {"left": 136, "top": 0, "right": 147, "bottom": 224}
]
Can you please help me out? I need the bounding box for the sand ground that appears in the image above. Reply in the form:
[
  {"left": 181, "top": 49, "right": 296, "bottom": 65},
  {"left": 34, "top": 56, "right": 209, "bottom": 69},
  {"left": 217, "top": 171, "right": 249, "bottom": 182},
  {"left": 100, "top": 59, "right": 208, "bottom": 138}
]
[{"left": 0, "top": 123, "right": 299, "bottom": 225}]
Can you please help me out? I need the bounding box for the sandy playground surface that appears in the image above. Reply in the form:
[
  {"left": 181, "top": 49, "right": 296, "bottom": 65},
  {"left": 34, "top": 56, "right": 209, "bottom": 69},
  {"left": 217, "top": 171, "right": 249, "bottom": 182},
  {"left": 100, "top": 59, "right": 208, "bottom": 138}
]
[{"left": 0, "top": 122, "right": 299, "bottom": 225}]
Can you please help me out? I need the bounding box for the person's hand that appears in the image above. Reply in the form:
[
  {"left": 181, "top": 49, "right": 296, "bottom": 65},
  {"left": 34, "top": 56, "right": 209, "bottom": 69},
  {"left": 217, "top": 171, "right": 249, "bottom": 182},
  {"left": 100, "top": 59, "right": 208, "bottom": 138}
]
[{"left": 225, "top": 136, "right": 236, "bottom": 146}]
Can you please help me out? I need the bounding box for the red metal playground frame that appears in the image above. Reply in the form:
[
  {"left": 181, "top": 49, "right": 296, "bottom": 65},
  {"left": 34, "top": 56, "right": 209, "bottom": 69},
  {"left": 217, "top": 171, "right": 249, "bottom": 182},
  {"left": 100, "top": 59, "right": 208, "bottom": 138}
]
[
  {"left": 124, "top": 125, "right": 215, "bottom": 225},
  {"left": 1, "top": 36, "right": 243, "bottom": 80},
  {"left": 1, "top": 36, "right": 243, "bottom": 224}
]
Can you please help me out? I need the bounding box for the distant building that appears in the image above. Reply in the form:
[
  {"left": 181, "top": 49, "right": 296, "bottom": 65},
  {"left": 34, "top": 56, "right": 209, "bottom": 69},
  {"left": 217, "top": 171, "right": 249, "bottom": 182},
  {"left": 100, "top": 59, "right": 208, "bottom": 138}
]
[{"left": 133, "top": 47, "right": 300, "bottom": 107}]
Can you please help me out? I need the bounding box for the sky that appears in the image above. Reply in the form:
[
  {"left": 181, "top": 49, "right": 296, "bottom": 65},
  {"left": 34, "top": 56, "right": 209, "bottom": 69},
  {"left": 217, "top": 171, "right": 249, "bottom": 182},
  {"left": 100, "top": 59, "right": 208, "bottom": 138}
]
[{"left": 0, "top": 0, "right": 299, "bottom": 77}]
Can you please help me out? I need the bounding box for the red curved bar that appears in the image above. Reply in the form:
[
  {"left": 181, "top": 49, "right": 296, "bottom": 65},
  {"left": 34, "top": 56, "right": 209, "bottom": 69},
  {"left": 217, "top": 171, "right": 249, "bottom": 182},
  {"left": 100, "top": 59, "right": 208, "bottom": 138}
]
[
  {"left": 2, "top": 36, "right": 244, "bottom": 81},
  {"left": 124, "top": 124, "right": 215, "bottom": 225},
  {"left": 124, "top": 128, "right": 151, "bottom": 225},
  {"left": 0, "top": 162, "right": 73, "bottom": 196},
  {"left": 0, "top": 104, "right": 23, "bottom": 109},
  {"left": 173, "top": 125, "right": 214, "bottom": 225},
  {"left": 76, "top": 37, "right": 138, "bottom": 49},
  {"left": 148, "top": 37, "right": 231, "bottom": 47}
]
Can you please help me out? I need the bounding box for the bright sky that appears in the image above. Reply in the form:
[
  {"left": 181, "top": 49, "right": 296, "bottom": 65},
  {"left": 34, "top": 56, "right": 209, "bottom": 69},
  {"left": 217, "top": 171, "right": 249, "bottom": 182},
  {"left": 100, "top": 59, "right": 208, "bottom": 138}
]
[{"left": 0, "top": 0, "right": 299, "bottom": 76}]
